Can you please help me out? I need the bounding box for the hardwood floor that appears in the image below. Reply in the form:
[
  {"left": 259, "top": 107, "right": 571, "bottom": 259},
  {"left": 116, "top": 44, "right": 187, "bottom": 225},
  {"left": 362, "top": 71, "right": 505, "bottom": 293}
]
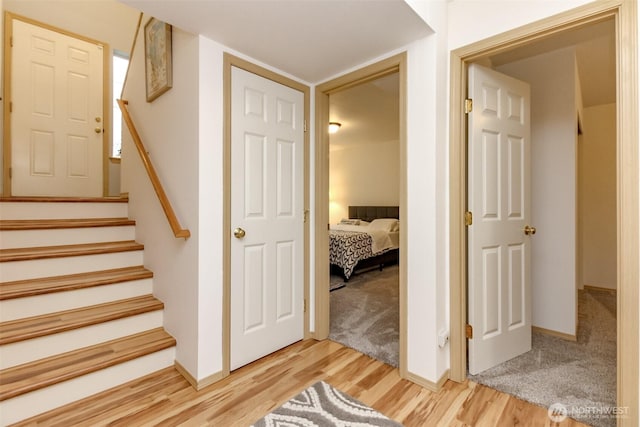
[{"left": 14, "top": 339, "right": 587, "bottom": 426}]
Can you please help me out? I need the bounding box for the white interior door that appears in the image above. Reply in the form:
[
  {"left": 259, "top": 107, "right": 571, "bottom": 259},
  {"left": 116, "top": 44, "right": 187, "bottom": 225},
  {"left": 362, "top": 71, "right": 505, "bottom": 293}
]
[
  {"left": 467, "top": 64, "right": 532, "bottom": 375},
  {"left": 230, "top": 66, "right": 304, "bottom": 370},
  {"left": 10, "top": 19, "right": 104, "bottom": 197}
]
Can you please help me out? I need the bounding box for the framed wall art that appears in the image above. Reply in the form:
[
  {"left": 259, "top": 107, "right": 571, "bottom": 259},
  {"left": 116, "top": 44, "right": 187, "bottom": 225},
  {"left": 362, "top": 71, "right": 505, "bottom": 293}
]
[{"left": 144, "top": 17, "right": 172, "bottom": 102}]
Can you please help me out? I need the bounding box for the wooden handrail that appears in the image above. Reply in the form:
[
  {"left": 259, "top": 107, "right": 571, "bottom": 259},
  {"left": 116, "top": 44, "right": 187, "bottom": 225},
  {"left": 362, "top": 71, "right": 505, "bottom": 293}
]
[{"left": 117, "top": 99, "right": 191, "bottom": 239}]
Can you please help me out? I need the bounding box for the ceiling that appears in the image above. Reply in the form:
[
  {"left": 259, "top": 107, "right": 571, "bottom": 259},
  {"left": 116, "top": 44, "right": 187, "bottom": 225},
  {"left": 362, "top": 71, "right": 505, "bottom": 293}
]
[
  {"left": 490, "top": 18, "right": 616, "bottom": 107},
  {"left": 121, "top": 0, "right": 433, "bottom": 83},
  {"left": 329, "top": 73, "right": 399, "bottom": 150},
  {"left": 120, "top": 0, "right": 613, "bottom": 144}
]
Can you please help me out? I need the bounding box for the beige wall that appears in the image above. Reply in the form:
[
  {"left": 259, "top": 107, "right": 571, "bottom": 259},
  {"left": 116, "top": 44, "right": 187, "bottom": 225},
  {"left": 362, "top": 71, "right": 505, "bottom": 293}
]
[
  {"left": 578, "top": 103, "right": 617, "bottom": 289},
  {"left": 329, "top": 140, "right": 400, "bottom": 224}
]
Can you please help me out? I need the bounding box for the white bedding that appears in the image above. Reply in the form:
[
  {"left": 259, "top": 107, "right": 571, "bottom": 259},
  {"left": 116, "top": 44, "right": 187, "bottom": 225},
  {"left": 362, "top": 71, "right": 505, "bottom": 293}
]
[{"left": 330, "top": 223, "right": 395, "bottom": 254}]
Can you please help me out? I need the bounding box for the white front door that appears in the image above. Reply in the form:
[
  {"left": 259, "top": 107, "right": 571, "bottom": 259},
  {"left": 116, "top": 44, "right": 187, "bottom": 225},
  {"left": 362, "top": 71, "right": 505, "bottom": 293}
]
[
  {"left": 230, "top": 66, "right": 304, "bottom": 370},
  {"left": 467, "top": 64, "right": 532, "bottom": 375},
  {"left": 10, "top": 19, "right": 104, "bottom": 197}
]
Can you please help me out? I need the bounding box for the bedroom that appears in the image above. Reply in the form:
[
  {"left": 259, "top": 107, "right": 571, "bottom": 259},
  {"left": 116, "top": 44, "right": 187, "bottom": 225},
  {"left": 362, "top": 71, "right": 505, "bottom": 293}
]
[{"left": 327, "top": 71, "right": 401, "bottom": 367}]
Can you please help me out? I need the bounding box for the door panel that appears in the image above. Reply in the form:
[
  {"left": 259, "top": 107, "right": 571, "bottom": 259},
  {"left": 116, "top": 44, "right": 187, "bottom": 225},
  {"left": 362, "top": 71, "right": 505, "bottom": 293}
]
[
  {"left": 276, "top": 241, "right": 294, "bottom": 319},
  {"left": 468, "top": 64, "right": 531, "bottom": 375},
  {"left": 230, "top": 66, "right": 304, "bottom": 371},
  {"left": 11, "top": 19, "right": 103, "bottom": 196},
  {"left": 244, "top": 244, "right": 266, "bottom": 332}
]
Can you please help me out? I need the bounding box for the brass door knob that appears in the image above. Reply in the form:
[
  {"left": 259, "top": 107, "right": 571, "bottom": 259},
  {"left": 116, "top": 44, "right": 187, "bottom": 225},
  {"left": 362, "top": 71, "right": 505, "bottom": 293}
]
[
  {"left": 233, "top": 227, "right": 246, "bottom": 238},
  {"left": 95, "top": 127, "right": 102, "bottom": 134},
  {"left": 524, "top": 225, "right": 537, "bottom": 235}
]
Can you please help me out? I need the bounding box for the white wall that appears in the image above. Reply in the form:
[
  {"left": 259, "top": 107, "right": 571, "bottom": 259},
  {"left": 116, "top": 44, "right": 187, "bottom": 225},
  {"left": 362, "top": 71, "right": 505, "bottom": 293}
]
[
  {"left": 2, "top": 0, "right": 140, "bottom": 195},
  {"left": 497, "top": 47, "right": 578, "bottom": 337},
  {"left": 447, "top": 0, "right": 594, "bottom": 51},
  {"left": 406, "top": 31, "right": 448, "bottom": 383},
  {"left": 196, "top": 35, "right": 225, "bottom": 379},
  {"left": 121, "top": 20, "right": 204, "bottom": 376},
  {"left": 579, "top": 103, "right": 617, "bottom": 290},
  {"left": 329, "top": 141, "right": 400, "bottom": 224}
]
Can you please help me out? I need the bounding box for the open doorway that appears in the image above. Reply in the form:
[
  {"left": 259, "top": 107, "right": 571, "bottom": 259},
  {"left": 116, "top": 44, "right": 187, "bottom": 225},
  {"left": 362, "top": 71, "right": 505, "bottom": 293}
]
[
  {"left": 449, "top": 1, "right": 638, "bottom": 425},
  {"left": 464, "top": 18, "right": 617, "bottom": 425},
  {"left": 314, "top": 53, "right": 408, "bottom": 375},
  {"left": 327, "top": 72, "right": 401, "bottom": 367}
]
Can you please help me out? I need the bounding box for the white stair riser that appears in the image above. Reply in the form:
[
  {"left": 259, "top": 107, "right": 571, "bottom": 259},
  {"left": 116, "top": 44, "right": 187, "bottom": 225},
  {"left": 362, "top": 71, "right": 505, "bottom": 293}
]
[
  {"left": 0, "top": 202, "right": 128, "bottom": 220},
  {"left": 0, "top": 279, "right": 153, "bottom": 322},
  {"left": 0, "top": 310, "right": 163, "bottom": 370},
  {"left": 0, "top": 347, "right": 175, "bottom": 426},
  {"left": 0, "top": 226, "right": 136, "bottom": 249},
  {"left": 0, "top": 251, "right": 144, "bottom": 282}
]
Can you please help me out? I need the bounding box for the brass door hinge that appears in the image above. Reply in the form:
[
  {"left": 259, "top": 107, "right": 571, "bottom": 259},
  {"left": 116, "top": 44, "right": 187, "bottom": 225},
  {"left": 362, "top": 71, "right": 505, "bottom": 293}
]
[
  {"left": 464, "top": 211, "right": 473, "bottom": 226},
  {"left": 304, "top": 119, "right": 307, "bottom": 132},
  {"left": 304, "top": 209, "right": 309, "bottom": 223},
  {"left": 304, "top": 299, "right": 307, "bottom": 313},
  {"left": 466, "top": 324, "right": 473, "bottom": 339},
  {"left": 464, "top": 98, "right": 473, "bottom": 114}
]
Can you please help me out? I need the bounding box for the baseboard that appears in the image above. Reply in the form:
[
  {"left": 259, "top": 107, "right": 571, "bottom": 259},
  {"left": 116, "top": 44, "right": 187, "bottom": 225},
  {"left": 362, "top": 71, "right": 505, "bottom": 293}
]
[
  {"left": 584, "top": 284, "right": 617, "bottom": 294},
  {"left": 174, "top": 361, "right": 225, "bottom": 391},
  {"left": 532, "top": 326, "right": 577, "bottom": 342},
  {"left": 405, "top": 369, "right": 449, "bottom": 392}
]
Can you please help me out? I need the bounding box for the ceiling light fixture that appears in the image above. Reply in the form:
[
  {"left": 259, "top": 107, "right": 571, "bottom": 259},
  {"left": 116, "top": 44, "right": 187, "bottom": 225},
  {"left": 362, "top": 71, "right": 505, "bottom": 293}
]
[{"left": 328, "top": 122, "right": 342, "bottom": 134}]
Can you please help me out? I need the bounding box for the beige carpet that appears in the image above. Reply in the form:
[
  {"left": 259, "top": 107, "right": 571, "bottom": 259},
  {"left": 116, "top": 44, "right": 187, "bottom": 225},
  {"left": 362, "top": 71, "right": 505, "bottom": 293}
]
[
  {"left": 329, "top": 265, "right": 399, "bottom": 367},
  {"left": 469, "top": 288, "right": 617, "bottom": 427}
]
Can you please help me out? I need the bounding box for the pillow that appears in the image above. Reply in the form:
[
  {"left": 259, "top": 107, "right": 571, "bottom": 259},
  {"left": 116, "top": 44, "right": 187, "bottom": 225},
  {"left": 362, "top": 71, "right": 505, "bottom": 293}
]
[
  {"left": 339, "top": 218, "right": 360, "bottom": 225},
  {"left": 369, "top": 218, "right": 399, "bottom": 232}
]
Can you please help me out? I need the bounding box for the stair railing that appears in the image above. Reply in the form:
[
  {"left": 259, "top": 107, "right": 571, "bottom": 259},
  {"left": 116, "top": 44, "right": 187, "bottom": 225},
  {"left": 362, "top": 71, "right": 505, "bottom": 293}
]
[{"left": 117, "top": 99, "right": 191, "bottom": 240}]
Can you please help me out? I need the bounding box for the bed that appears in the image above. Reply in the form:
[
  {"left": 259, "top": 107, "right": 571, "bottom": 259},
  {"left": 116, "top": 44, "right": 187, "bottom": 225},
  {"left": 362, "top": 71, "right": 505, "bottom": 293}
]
[{"left": 329, "top": 206, "right": 400, "bottom": 280}]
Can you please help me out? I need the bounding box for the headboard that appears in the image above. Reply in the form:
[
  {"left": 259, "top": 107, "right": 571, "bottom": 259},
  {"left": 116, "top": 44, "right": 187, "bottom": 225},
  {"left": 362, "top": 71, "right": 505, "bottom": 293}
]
[{"left": 348, "top": 206, "right": 399, "bottom": 223}]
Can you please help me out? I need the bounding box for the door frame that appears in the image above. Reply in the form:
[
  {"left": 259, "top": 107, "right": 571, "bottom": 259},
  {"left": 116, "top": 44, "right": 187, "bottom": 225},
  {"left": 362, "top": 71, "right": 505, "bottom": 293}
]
[
  {"left": 314, "top": 52, "right": 408, "bottom": 377},
  {"left": 2, "top": 12, "right": 110, "bottom": 196},
  {"left": 449, "top": 1, "right": 638, "bottom": 424},
  {"left": 222, "top": 53, "right": 311, "bottom": 376}
]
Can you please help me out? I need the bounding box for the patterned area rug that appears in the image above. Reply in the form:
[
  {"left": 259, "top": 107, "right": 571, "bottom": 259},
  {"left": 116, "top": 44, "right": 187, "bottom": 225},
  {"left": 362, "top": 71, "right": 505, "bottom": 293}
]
[{"left": 251, "top": 381, "right": 403, "bottom": 426}]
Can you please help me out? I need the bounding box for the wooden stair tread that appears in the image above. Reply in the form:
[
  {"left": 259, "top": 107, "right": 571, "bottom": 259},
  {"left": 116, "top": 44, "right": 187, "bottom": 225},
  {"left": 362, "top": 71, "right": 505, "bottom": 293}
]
[
  {"left": 0, "top": 218, "right": 135, "bottom": 230},
  {"left": 0, "top": 266, "right": 153, "bottom": 300},
  {"left": 0, "top": 295, "right": 164, "bottom": 345},
  {"left": 0, "top": 328, "right": 175, "bottom": 401},
  {"left": 0, "top": 241, "right": 144, "bottom": 262},
  {"left": 0, "top": 197, "right": 128, "bottom": 203}
]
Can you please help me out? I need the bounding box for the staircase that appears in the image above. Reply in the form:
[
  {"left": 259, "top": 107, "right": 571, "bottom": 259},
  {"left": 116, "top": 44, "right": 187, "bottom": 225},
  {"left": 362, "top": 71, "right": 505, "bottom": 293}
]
[{"left": 0, "top": 197, "right": 176, "bottom": 426}]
